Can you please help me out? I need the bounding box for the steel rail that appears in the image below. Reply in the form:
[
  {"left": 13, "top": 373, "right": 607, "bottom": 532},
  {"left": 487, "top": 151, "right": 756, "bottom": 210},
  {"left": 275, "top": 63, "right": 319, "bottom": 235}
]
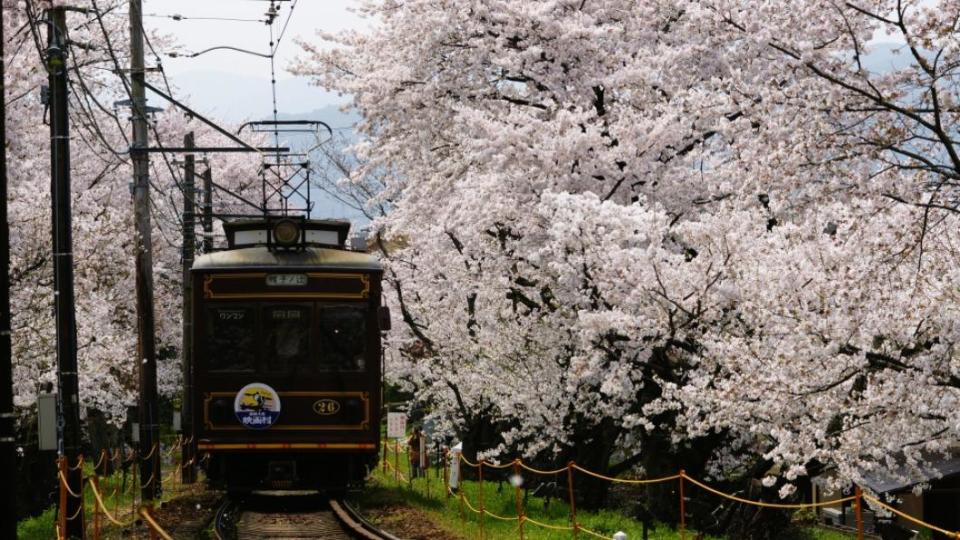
[{"left": 330, "top": 499, "right": 403, "bottom": 540}]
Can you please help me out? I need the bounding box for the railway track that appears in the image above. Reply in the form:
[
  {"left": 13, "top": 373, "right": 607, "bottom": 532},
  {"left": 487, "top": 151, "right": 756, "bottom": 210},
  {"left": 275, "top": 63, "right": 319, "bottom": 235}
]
[{"left": 214, "top": 492, "right": 401, "bottom": 540}]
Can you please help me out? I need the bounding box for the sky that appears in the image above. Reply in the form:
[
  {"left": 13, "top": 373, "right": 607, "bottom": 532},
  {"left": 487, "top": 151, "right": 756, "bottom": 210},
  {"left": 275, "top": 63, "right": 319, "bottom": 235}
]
[
  {"left": 142, "top": 0, "right": 368, "bottom": 120},
  {"left": 141, "top": 0, "right": 371, "bottom": 223}
]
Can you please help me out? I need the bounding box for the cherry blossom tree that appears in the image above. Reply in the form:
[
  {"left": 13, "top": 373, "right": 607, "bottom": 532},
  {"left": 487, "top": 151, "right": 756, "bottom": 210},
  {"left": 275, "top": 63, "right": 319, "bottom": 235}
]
[
  {"left": 296, "top": 0, "right": 960, "bottom": 521},
  {"left": 7, "top": 0, "right": 261, "bottom": 422}
]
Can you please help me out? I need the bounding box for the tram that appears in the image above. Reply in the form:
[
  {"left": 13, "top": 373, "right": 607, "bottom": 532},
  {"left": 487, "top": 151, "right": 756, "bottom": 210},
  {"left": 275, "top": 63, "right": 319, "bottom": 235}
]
[{"left": 190, "top": 217, "right": 386, "bottom": 492}]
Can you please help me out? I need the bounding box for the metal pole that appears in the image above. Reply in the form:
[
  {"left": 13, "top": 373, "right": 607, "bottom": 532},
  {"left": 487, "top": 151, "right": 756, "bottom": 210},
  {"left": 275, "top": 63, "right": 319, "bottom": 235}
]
[
  {"left": 0, "top": 4, "right": 18, "bottom": 535},
  {"left": 48, "top": 8, "right": 85, "bottom": 537},
  {"left": 180, "top": 132, "right": 196, "bottom": 484},
  {"left": 201, "top": 168, "right": 213, "bottom": 252},
  {"left": 129, "top": 0, "right": 161, "bottom": 501}
]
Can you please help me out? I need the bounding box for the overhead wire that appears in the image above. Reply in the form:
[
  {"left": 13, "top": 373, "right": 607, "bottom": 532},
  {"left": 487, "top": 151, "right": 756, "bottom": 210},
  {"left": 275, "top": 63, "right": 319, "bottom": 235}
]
[
  {"left": 80, "top": 2, "right": 194, "bottom": 230},
  {"left": 272, "top": 0, "right": 297, "bottom": 54},
  {"left": 144, "top": 13, "right": 266, "bottom": 24}
]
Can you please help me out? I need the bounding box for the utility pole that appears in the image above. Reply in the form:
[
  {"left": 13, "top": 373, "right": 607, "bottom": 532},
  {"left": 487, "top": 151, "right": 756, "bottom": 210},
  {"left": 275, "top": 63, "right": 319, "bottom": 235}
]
[
  {"left": 129, "top": 0, "right": 161, "bottom": 501},
  {"left": 201, "top": 168, "right": 213, "bottom": 252},
  {"left": 180, "top": 132, "right": 196, "bottom": 483},
  {"left": 47, "top": 7, "right": 85, "bottom": 537},
  {"left": 0, "top": 4, "right": 18, "bottom": 537}
]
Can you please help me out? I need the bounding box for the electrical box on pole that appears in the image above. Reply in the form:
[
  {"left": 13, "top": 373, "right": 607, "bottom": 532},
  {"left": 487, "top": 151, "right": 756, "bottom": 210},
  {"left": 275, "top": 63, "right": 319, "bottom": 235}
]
[{"left": 37, "top": 393, "right": 58, "bottom": 451}]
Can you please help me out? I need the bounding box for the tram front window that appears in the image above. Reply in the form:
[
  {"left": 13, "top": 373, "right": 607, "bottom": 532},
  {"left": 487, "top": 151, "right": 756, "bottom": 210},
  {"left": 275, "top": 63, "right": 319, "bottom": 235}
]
[
  {"left": 317, "top": 305, "right": 367, "bottom": 371},
  {"left": 263, "top": 305, "right": 310, "bottom": 372},
  {"left": 205, "top": 305, "right": 256, "bottom": 371}
]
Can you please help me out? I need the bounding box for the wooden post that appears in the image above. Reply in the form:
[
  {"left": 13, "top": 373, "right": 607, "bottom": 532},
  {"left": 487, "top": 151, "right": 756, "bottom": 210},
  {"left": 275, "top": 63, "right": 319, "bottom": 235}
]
[
  {"left": 444, "top": 449, "right": 450, "bottom": 500},
  {"left": 478, "top": 460, "right": 485, "bottom": 539},
  {"left": 854, "top": 486, "right": 864, "bottom": 540},
  {"left": 679, "top": 470, "right": 686, "bottom": 540},
  {"left": 514, "top": 460, "right": 525, "bottom": 540},
  {"left": 57, "top": 457, "right": 67, "bottom": 539},
  {"left": 113, "top": 450, "right": 120, "bottom": 523},
  {"left": 130, "top": 451, "right": 138, "bottom": 519},
  {"left": 567, "top": 462, "right": 578, "bottom": 538},
  {"left": 394, "top": 440, "right": 400, "bottom": 484},
  {"left": 458, "top": 456, "right": 465, "bottom": 526},
  {"left": 91, "top": 475, "right": 101, "bottom": 540},
  {"left": 77, "top": 457, "right": 86, "bottom": 539}
]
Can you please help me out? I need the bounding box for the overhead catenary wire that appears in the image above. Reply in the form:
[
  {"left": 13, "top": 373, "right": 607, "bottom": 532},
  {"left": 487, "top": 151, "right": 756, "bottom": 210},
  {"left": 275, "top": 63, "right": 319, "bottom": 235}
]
[{"left": 144, "top": 13, "right": 266, "bottom": 23}]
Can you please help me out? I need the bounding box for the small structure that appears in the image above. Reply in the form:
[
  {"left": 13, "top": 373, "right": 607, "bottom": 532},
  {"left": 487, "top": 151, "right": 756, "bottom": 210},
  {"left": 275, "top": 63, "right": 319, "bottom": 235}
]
[{"left": 814, "top": 453, "right": 960, "bottom": 539}]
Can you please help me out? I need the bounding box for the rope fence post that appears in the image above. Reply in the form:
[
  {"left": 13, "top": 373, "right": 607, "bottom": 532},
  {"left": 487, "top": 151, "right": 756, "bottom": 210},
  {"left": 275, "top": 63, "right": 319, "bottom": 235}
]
[
  {"left": 855, "top": 486, "right": 864, "bottom": 540},
  {"left": 458, "top": 455, "right": 465, "bottom": 526},
  {"left": 57, "top": 456, "right": 67, "bottom": 539},
  {"left": 131, "top": 450, "right": 139, "bottom": 520},
  {"left": 444, "top": 449, "right": 450, "bottom": 500},
  {"left": 113, "top": 450, "right": 120, "bottom": 524},
  {"left": 91, "top": 474, "right": 101, "bottom": 540},
  {"left": 679, "top": 469, "right": 686, "bottom": 540},
  {"left": 478, "top": 460, "right": 485, "bottom": 540},
  {"left": 514, "top": 459, "right": 525, "bottom": 540},
  {"left": 383, "top": 440, "right": 387, "bottom": 475},
  {"left": 394, "top": 440, "right": 400, "bottom": 485},
  {"left": 567, "top": 461, "right": 578, "bottom": 539}
]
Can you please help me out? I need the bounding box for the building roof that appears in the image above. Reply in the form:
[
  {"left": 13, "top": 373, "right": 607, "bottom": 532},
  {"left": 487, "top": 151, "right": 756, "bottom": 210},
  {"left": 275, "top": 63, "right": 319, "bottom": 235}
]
[
  {"left": 815, "top": 452, "right": 960, "bottom": 494},
  {"left": 192, "top": 246, "right": 381, "bottom": 271},
  {"left": 859, "top": 453, "right": 960, "bottom": 494}
]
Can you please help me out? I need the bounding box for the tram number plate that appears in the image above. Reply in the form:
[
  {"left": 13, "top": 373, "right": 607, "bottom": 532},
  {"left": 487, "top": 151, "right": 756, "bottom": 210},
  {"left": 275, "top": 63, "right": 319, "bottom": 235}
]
[{"left": 266, "top": 274, "right": 308, "bottom": 287}]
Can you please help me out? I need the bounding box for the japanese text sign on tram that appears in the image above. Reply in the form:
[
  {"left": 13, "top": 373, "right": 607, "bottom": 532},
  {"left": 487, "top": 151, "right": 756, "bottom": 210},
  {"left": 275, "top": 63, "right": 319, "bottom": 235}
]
[{"left": 387, "top": 412, "right": 407, "bottom": 439}]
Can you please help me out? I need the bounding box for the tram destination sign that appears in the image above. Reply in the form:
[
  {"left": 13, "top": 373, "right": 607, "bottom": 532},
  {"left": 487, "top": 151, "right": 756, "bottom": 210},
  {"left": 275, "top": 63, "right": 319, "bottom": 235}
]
[
  {"left": 266, "top": 273, "right": 308, "bottom": 287},
  {"left": 202, "top": 271, "right": 371, "bottom": 300}
]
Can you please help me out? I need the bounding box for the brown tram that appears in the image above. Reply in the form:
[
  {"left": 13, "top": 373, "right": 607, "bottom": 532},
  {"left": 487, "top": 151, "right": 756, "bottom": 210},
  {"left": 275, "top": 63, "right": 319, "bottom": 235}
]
[{"left": 189, "top": 218, "right": 386, "bottom": 492}]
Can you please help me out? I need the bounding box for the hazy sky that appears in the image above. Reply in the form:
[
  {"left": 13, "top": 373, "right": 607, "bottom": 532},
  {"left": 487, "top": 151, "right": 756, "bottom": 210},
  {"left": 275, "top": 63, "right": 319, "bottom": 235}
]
[
  {"left": 141, "top": 0, "right": 370, "bottom": 222},
  {"left": 142, "top": 0, "right": 367, "bottom": 115}
]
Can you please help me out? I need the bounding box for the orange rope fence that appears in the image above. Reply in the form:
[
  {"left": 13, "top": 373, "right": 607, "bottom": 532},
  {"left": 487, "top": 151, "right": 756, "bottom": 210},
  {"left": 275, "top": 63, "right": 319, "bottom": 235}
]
[
  {"left": 414, "top": 451, "right": 960, "bottom": 540},
  {"left": 52, "top": 437, "right": 194, "bottom": 539}
]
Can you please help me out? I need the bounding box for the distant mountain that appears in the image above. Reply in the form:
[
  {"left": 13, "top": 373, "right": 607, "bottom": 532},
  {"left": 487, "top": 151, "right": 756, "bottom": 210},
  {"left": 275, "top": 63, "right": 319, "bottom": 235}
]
[
  {"left": 166, "top": 70, "right": 347, "bottom": 122},
  {"left": 277, "top": 107, "right": 360, "bottom": 133}
]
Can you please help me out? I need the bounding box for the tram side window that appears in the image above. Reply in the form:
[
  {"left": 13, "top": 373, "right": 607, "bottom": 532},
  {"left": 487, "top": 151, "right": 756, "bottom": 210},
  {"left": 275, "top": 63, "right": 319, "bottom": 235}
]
[
  {"left": 205, "top": 306, "right": 256, "bottom": 371},
  {"left": 317, "top": 305, "right": 367, "bottom": 371},
  {"left": 262, "top": 305, "right": 311, "bottom": 373}
]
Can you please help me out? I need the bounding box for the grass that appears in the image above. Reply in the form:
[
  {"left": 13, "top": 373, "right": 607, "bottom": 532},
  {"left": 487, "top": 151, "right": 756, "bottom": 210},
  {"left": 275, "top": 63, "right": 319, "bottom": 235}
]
[
  {"left": 365, "top": 446, "right": 714, "bottom": 540},
  {"left": 363, "top": 445, "right": 856, "bottom": 540},
  {"left": 16, "top": 446, "right": 193, "bottom": 540}
]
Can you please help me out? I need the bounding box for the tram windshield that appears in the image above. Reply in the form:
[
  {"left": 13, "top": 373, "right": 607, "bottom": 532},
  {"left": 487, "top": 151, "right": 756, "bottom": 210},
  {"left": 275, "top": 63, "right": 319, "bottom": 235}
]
[
  {"left": 317, "top": 305, "right": 368, "bottom": 371},
  {"left": 203, "top": 302, "right": 368, "bottom": 373},
  {"left": 205, "top": 306, "right": 257, "bottom": 371},
  {"left": 262, "top": 305, "right": 311, "bottom": 372}
]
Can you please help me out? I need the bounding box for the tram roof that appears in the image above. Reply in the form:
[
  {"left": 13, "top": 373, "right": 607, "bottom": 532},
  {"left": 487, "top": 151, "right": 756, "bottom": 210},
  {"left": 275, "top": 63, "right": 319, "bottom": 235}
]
[{"left": 192, "top": 246, "right": 381, "bottom": 271}]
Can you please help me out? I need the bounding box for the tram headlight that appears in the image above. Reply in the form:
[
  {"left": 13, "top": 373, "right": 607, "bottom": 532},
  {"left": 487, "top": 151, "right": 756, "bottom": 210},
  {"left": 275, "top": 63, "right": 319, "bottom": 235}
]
[{"left": 273, "top": 219, "right": 300, "bottom": 246}]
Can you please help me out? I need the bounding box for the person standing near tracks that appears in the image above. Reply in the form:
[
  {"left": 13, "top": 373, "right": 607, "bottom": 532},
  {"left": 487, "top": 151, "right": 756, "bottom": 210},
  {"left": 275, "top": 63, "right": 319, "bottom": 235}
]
[{"left": 407, "top": 428, "right": 423, "bottom": 478}]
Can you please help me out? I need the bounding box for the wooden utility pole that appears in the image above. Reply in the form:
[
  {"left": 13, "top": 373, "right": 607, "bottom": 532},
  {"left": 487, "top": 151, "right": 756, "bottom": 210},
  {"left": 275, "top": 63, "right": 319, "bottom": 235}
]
[
  {"left": 48, "top": 7, "right": 85, "bottom": 537},
  {"left": 0, "top": 4, "right": 18, "bottom": 537},
  {"left": 129, "top": 0, "right": 161, "bottom": 501},
  {"left": 180, "top": 132, "right": 196, "bottom": 483},
  {"left": 201, "top": 168, "right": 213, "bottom": 252}
]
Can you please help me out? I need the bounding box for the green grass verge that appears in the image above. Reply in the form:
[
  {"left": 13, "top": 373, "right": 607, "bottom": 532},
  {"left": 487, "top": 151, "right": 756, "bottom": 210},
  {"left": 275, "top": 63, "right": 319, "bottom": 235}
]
[
  {"left": 366, "top": 450, "right": 714, "bottom": 540},
  {"left": 365, "top": 446, "right": 855, "bottom": 540},
  {"left": 16, "top": 450, "right": 188, "bottom": 539}
]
